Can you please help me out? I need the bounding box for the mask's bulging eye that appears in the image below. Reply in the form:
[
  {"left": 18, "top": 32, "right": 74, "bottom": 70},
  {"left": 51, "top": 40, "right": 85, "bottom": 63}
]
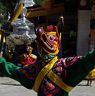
[{"left": 49, "top": 35, "right": 54, "bottom": 41}]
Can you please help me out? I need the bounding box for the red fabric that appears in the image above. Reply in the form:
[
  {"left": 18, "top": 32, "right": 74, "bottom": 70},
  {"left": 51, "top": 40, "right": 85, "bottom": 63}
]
[
  {"left": 20, "top": 54, "right": 36, "bottom": 65},
  {"left": 47, "top": 94, "right": 53, "bottom": 96}
]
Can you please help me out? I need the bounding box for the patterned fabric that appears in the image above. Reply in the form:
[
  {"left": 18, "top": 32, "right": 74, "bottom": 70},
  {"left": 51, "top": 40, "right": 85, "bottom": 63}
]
[
  {"left": 15, "top": 56, "right": 81, "bottom": 96},
  {"left": 38, "top": 56, "right": 81, "bottom": 96},
  {"left": 16, "top": 61, "right": 40, "bottom": 81}
]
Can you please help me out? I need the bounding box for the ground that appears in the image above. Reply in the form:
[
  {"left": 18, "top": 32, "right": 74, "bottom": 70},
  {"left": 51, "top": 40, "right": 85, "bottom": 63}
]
[{"left": 0, "top": 77, "right": 95, "bottom": 96}]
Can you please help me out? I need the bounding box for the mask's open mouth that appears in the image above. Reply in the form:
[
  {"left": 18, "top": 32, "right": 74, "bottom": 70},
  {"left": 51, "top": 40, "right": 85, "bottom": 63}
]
[{"left": 39, "top": 32, "right": 55, "bottom": 53}]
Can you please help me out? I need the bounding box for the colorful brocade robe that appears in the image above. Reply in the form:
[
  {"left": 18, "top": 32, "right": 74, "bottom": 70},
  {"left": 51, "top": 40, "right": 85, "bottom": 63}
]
[{"left": 0, "top": 50, "right": 95, "bottom": 96}]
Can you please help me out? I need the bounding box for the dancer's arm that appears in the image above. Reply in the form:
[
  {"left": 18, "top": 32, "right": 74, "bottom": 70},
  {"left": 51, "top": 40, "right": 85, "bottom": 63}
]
[
  {"left": 63, "top": 50, "right": 95, "bottom": 87},
  {"left": 0, "top": 57, "right": 33, "bottom": 89}
]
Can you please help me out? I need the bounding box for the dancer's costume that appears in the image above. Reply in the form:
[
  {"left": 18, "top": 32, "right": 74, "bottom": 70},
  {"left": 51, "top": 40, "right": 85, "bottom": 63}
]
[{"left": 0, "top": 25, "right": 95, "bottom": 96}]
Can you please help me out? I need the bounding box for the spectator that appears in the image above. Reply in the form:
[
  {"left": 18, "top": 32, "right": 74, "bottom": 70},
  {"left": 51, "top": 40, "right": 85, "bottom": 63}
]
[
  {"left": 20, "top": 46, "right": 37, "bottom": 67},
  {"left": 86, "top": 71, "right": 93, "bottom": 86}
]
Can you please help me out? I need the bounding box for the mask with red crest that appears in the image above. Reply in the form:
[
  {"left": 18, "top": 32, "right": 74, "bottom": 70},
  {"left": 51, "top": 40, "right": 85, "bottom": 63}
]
[{"left": 36, "top": 25, "right": 60, "bottom": 56}]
